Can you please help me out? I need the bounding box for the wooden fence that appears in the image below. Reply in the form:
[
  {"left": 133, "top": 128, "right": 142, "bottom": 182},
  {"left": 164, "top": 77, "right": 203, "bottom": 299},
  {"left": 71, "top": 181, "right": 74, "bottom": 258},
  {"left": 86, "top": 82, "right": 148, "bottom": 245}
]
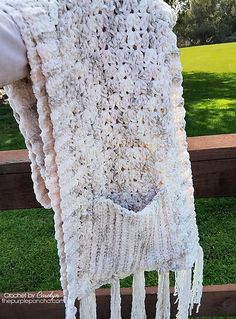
[{"left": 0, "top": 133, "right": 236, "bottom": 318}]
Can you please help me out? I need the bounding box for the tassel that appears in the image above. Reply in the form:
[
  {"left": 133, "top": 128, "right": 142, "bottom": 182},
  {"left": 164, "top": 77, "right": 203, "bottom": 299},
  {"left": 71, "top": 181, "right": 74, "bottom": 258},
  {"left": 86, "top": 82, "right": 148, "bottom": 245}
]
[
  {"left": 190, "top": 245, "right": 204, "bottom": 314},
  {"left": 155, "top": 271, "right": 170, "bottom": 319},
  {"left": 131, "top": 271, "right": 146, "bottom": 319},
  {"left": 110, "top": 278, "right": 122, "bottom": 319},
  {"left": 80, "top": 291, "right": 97, "bottom": 319},
  {"left": 66, "top": 296, "right": 78, "bottom": 319},
  {"left": 174, "top": 269, "right": 192, "bottom": 319},
  {"left": 174, "top": 245, "right": 204, "bottom": 319}
]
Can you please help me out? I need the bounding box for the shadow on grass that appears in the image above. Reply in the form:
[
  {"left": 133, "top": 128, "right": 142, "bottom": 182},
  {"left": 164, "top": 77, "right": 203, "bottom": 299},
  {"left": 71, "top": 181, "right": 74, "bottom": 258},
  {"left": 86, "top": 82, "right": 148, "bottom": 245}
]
[{"left": 183, "top": 72, "right": 236, "bottom": 137}]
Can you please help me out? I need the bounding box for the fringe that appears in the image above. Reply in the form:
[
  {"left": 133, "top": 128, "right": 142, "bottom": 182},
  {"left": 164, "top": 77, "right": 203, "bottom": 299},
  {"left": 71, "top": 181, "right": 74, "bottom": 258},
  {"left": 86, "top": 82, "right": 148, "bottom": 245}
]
[
  {"left": 155, "top": 271, "right": 170, "bottom": 319},
  {"left": 131, "top": 271, "right": 147, "bottom": 319},
  {"left": 79, "top": 291, "right": 97, "bottom": 319},
  {"left": 77, "top": 246, "right": 203, "bottom": 319},
  {"left": 66, "top": 296, "right": 78, "bottom": 319},
  {"left": 174, "top": 244, "right": 204, "bottom": 318},
  {"left": 174, "top": 269, "right": 192, "bottom": 319},
  {"left": 190, "top": 245, "right": 204, "bottom": 314},
  {"left": 110, "top": 278, "right": 122, "bottom": 319}
]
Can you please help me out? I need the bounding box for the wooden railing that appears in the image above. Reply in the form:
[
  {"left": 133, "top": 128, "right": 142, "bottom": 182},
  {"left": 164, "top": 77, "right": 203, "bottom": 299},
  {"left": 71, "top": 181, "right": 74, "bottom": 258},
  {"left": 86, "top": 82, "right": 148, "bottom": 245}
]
[{"left": 0, "top": 133, "right": 236, "bottom": 318}]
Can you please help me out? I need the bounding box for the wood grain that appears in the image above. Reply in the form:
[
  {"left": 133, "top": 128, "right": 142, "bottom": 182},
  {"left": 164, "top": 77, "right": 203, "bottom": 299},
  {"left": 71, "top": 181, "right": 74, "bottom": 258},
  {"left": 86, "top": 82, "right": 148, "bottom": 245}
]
[{"left": 0, "top": 285, "right": 235, "bottom": 318}]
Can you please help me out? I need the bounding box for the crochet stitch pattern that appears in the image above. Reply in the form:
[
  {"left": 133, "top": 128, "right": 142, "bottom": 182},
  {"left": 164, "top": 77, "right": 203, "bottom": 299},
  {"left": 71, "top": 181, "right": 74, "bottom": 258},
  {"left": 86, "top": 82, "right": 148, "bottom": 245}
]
[{"left": 1, "top": 0, "right": 203, "bottom": 318}]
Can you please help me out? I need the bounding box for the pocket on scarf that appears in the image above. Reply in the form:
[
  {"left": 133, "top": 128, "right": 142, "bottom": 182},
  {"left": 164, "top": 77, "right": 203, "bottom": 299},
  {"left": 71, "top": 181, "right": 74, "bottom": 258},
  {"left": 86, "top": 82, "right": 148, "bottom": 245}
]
[{"left": 76, "top": 189, "right": 168, "bottom": 288}]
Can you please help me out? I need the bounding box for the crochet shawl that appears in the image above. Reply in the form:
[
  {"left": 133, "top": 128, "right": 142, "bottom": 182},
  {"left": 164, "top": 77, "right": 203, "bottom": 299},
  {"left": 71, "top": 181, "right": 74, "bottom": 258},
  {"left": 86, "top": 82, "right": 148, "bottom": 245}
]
[{"left": 1, "top": 0, "right": 204, "bottom": 318}]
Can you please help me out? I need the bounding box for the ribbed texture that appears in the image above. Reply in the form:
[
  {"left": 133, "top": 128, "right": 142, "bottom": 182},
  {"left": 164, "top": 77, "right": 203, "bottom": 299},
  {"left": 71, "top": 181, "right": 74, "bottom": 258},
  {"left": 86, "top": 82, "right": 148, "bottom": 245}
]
[
  {"left": 1, "top": 1, "right": 203, "bottom": 318},
  {"left": 1, "top": 2, "right": 69, "bottom": 305}
]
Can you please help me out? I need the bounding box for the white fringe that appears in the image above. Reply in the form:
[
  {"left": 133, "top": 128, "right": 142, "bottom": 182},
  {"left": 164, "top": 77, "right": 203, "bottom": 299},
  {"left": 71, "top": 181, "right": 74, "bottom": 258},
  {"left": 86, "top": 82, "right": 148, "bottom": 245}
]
[
  {"left": 155, "top": 271, "right": 170, "bottom": 319},
  {"left": 174, "top": 244, "right": 204, "bottom": 318},
  {"left": 65, "top": 295, "right": 78, "bottom": 319},
  {"left": 131, "top": 271, "right": 147, "bottom": 319},
  {"left": 174, "top": 269, "right": 192, "bottom": 319},
  {"left": 78, "top": 246, "right": 203, "bottom": 319},
  {"left": 110, "top": 278, "right": 122, "bottom": 319},
  {"left": 190, "top": 245, "right": 204, "bottom": 314},
  {"left": 80, "top": 291, "right": 97, "bottom": 319}
]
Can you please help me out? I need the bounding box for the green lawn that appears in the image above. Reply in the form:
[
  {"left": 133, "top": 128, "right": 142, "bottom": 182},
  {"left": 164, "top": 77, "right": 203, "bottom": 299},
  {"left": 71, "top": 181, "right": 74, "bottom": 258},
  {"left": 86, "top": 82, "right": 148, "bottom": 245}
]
[
  {"left": 181, "top": 42, "right": 236, "bottom": 136},
  {"left": 181, "top": 42, "right": 236, "bottom": 73},
  {"left": 0, "top": 102, "right": 25, "bottom": 151},
  {"left": 0, "top": 43, "right": 236, "bottom": 317}
]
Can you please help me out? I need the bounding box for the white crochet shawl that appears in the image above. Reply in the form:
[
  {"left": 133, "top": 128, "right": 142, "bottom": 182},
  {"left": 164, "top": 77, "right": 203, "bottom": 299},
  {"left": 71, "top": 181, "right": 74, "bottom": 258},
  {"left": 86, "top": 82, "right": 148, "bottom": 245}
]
[{"left": 1, "top": 0, "right": 204, "bottom": 318}]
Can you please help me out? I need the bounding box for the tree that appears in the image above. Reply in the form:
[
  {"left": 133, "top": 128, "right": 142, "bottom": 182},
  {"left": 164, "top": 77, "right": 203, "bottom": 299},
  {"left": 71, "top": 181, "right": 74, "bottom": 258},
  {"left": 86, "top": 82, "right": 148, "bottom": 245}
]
[
  {"left": 165, "top": 0, "right": 190, "bottom": 14},
  {"left": 174, "top": 0, "right": 236, "bottom": 46}
]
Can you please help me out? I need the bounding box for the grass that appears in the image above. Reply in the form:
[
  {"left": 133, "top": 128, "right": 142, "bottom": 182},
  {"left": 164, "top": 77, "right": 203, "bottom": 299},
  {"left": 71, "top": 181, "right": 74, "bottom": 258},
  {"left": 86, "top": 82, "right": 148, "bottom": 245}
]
[
  {"left": 0, "top": 209, "right": 61, "bottom": 291},
  {"left": 181, "top": 42, "right": 236, "bottom": 136},
  {"left": 181, "top": 42, "right": 236, "bottom": 74},
  {"left": 183, "top": 72, "right": 236, "bottom": 136},
  {"left": 0, "top": 42, "right": 236, "bottom": 317},
  {"left": 0, "top": 102, "right": 25, "bottom": 150}
]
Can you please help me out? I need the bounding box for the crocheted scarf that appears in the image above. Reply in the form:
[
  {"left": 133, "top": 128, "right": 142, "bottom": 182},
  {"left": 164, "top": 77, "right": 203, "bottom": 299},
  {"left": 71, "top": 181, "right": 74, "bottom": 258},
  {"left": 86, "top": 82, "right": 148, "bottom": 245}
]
[{"left": 1, "top": 0, "right": 204, "bottom": 318}]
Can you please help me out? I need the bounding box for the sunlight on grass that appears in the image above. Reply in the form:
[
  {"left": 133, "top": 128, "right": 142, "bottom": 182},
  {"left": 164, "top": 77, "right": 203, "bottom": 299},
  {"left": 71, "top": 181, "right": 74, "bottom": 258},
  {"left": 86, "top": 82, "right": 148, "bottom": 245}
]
[
  {"left": 203, "top": 98, "right": 236, "bottom": 109},
  {"left": 181, "top": 43, "right": 236, "bottom": 136},
  {"left": 185, "top": 98, "right": 236, "bottom": 136},
  {"left": 181, "top": 42, "right": 236, "bottom": 74}
]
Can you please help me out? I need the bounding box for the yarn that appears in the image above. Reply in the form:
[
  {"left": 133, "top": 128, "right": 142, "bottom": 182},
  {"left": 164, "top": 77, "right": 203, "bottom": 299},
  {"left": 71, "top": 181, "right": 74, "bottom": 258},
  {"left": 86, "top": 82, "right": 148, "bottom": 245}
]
[
  {"left": 1, "top": 0, "right": 203, "bottom": 318},
  {"left": 131, "top": 271, "right": 146, "bottom": 319}
]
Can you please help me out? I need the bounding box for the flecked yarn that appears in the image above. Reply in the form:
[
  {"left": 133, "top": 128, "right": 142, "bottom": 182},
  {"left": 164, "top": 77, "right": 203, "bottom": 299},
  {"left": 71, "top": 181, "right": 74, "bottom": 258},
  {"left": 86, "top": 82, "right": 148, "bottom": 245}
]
[{"left": 1, "top": 0, "right": 203, "bottom": 318}]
